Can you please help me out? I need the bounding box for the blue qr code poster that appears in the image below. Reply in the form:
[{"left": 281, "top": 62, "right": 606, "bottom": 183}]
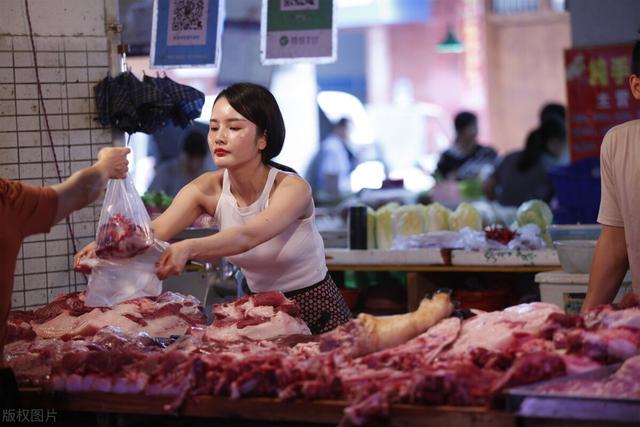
[{"left": 151, "top": 0, "right": 224, "bottom": 68}]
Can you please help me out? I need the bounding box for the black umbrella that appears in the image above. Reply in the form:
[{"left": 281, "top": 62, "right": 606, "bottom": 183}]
[
  {"left": 134, "top": 76, "right": 173, "bottom": 134},
  {"left": 145, "top": 75, "right": 205, "bottom": 128},
  {"left": 94, "top": 72, "right": 204, "bottom": 135}
]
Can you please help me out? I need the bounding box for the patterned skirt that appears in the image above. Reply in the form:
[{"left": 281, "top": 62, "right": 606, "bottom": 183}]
[{"left": 284, "top": 273, "right": 353, "bottom": 334}]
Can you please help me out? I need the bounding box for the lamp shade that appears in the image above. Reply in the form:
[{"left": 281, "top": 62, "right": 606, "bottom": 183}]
[{"left": 437, "top": 26, "right": 464, "bottom": 53}]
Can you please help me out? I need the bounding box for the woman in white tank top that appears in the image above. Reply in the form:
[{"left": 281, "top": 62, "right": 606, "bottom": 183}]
[{"left": 76, "top": 83, "right": 351, "bottom": 334}]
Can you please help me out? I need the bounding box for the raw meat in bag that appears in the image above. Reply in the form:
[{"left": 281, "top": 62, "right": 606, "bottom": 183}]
[
  {"left": 83, "top": 240, "right": 169, "bottom": 307},
  {"left": 95, "top": 175, "right": 154, "bottom": 259}
]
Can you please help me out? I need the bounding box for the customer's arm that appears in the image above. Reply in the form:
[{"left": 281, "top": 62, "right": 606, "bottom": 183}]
[
  {"left": 582, "top": 224, "right": 628, "bottom": 311},
  {"left": 50, "top": 147, "right": 129, "bottom": 224}
]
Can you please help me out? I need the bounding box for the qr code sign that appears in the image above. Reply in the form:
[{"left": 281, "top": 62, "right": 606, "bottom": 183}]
[
  {"left": 171, "top": 0, "right": 205, "bottom": 31},
  {"left": 281, "top": 0, "right": 319, "bottom": 12},
  {"left": 166, "top": 0, "right": 209, "bottom": 46}
]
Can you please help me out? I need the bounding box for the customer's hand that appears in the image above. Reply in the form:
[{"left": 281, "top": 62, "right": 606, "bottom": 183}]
[{"left": 96, "top": 147, "right": 130, "bottom": 179}]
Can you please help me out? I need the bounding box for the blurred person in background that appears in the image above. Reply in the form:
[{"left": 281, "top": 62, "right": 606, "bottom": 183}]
[
  {"left": 539, "top": 102, "right": 566, "bottom": 125},
  {"left": 483, "top": 117, "right": 567, "bottom": 206},
  {"left": 148, "top": 131, "right": 210, "bottom": 198},
  {"left": 539, "top": 102, "right": 569, "bottom": 165},
  {"left": 435, "top": 111, "right": 497, "bottom": 181},
  {"left": 307, "top": 117, "right": 356, "bottom": 203}
]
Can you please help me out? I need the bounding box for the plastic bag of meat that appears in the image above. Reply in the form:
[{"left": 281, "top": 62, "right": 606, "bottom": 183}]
[
  {"left": 84, "top": 240, "right": 169, "bottom": 307},
  {"left": 95, "top": 175, "right": 154, "bottom": 259}
]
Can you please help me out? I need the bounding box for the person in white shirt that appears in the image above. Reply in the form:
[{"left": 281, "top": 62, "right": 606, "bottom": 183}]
[
  {"left": 308, "top": 117, "right": 355, "bottom": 201},
  {"left": 147, "top": 131, "right": 210, "bottom": 198},
  {"left": 583, "top": 40, "right": 640, "bottom": 310},
  {"left": 76, "top": 83, "right": 352, "bottom": 333}
]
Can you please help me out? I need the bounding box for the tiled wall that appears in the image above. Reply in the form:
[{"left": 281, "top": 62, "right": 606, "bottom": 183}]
[{"left": 0, "top": 35, "right": 113, "bottom": 309}]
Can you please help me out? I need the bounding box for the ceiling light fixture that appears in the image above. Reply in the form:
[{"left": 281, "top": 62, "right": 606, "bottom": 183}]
[{"left": 437, "top": 25, "right": 464, "bottom": 54}]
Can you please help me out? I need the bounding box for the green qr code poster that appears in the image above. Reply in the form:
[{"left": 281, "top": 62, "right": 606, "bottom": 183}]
[{"left": 261, "top": 0, "right": 336, "bottom": 65}]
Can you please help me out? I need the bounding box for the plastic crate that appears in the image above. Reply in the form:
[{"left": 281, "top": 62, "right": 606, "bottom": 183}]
[{"left": 549, "top": 158, "right": 600, "bottom": 224}]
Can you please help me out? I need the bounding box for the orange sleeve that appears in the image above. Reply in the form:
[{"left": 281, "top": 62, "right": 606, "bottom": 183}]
[{"left": 2, "top": 179, "right": 59, "bottom": 237}]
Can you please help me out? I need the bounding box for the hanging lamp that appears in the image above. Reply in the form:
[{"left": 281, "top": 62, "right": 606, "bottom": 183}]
[{"left": 437, "top": 25, "right": 464, "bottom": 53}]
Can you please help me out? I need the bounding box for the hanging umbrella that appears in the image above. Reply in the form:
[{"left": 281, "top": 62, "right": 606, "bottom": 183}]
[
  {"left": 134, "top": 76, "right": 173, "bottom": 134},
  {"left": 95, "top": 72, "right": 145, "bottom": 133},
  {"left": 145, "top": 75, "right": 205, "bottom": 128},
  {"left": 94, "top": 72, "right": 204, "bottom": 134}
]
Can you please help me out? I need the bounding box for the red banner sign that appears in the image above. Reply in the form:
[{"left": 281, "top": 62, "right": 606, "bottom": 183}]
[{"left": 565, "top": 43, "right": 639, "bottom": 162}]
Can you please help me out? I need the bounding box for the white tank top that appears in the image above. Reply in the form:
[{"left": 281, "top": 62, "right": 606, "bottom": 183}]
[{"left": 213, "top": 167, "right": 327, "bottom": 293}]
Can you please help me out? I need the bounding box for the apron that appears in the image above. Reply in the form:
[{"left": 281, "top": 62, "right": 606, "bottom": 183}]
[{"left": 284, "top": 273, "right": 353, "bottom": 334}]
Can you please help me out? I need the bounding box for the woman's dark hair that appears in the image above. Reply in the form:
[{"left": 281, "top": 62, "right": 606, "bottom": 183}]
[
  {"left": 516, "top": 117, "right": 566, "bottom": 173},
  {"left": 454, "top": 111, "right": 477, "bottom": 134},
  {"left": 214, "top": 83, "right": 296, "bottom": 173}
]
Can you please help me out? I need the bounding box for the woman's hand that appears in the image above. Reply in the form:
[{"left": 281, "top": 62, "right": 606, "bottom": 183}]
[
  {"left": 156, "top": 241, "right": 192, "bottom": 280},
  {"left": 74, "top": 241, "right": 97, "bottom": 273}
]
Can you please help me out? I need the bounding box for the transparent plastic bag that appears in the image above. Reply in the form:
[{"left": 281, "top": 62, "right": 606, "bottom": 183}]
[
  {"left": 453, "top": 227, "right": 489, "bottom": 250},
  {"left": 508, "top": 223, "right": 546, "bottom": 250},
  {"left": 392, "top": 228, "right": 491, "bottom": 250},
  {"left": 95, "top": 175, "right": 154, "bottom": 259},
  {"left": 392, "top": 231, "right": 460, "bottom": 249},
  {"left": 84, "top": 240, "right": 169, "bottom": 307}
]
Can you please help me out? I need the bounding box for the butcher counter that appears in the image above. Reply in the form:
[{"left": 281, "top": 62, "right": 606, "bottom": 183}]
[
  {"left": 15, "top": 388, "right": 638, "bottom": 427},
  {"left": 16, "top": 389, "right": 513, "bottom": 426}
]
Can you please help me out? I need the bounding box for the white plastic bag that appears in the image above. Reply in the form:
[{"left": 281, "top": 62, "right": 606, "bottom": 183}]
[
  {"left": 95, "top": 175, "right": 154, "bottom": 259},
  {"left": 452, "top": 227, "right": 489, "bottom": 250},
  {"left": 508, "top": 223, "right": 546, "bottom": 250},
  {"left": 84, "top": 240, "right": 169, "bottom": 307},
  {"left": 392, "top": 231, "right": 460, "bottom": 249},
  {"left": 393, "top": 228, "right": 491, "bottom": 251}
]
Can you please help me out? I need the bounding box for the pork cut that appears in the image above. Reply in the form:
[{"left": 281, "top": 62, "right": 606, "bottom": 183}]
[
  {"left": 18, "top": 291, "right": 207, "bottom": 341},
  {"left": 205, "top": 292, "right": 310, "bottom": 341},
  {"left": 531, "top": 354, "right": 640, "bottom": 399},
  {"left": 319, "top": 291, "right": 454, "bottom": 358},
  {"left": 96, "top": 213, "right": 152, "bottom": 259},
  {"left": 442, "top": 302, "right": 562, "bottom": 356}
]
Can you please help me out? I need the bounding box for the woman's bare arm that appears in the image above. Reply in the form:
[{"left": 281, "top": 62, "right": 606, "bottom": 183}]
[{"left": 156, "top": 174, "right": 311, "bottom": 279}]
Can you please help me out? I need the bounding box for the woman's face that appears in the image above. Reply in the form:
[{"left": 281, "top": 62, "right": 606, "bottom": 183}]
[{"left": 208, "top": 97, "right": 266, "bottom": 169}]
